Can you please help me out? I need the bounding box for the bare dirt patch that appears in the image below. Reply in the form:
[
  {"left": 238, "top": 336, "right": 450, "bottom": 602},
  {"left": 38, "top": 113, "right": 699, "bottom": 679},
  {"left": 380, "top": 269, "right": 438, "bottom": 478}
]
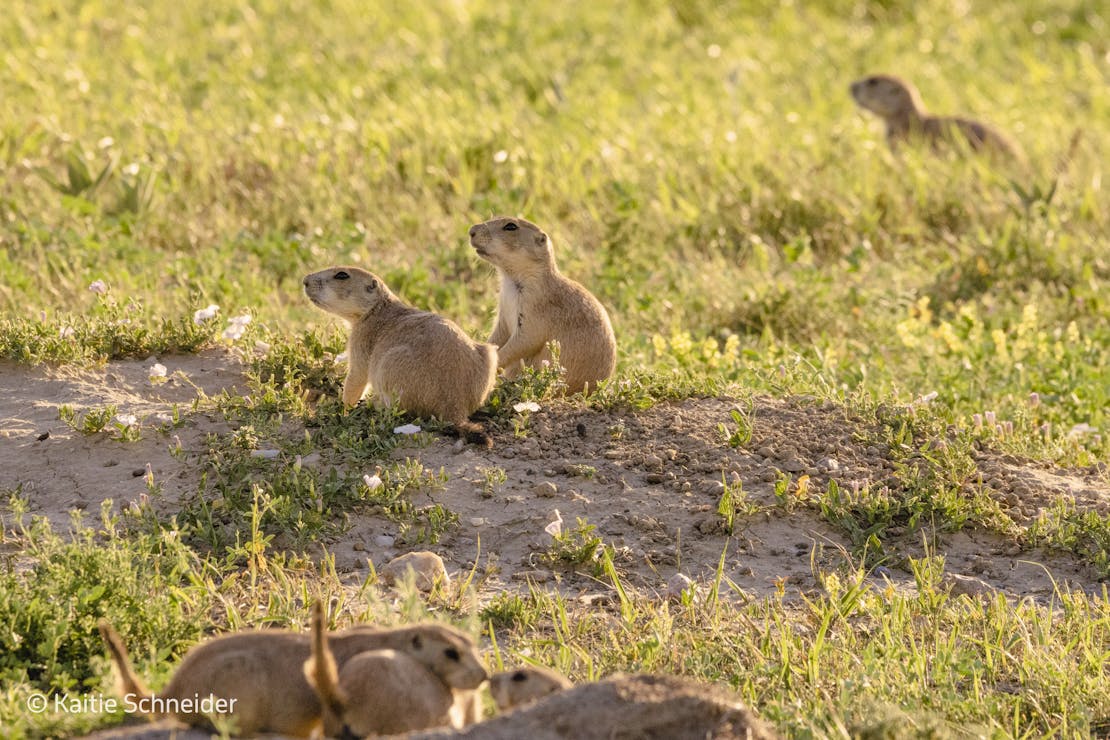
[
  {"left": 2, "top": 358, "right": 1107, "bottom": 602},
  {"left": 0, "top": 350, "right": 246, "bottom": 532}
]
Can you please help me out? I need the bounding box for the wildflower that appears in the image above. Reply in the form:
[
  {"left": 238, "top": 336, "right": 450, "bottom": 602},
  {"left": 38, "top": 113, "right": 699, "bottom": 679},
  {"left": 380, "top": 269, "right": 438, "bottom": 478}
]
[
  {"left": 250, "top": 449, "right": 280, "bottom": 459},
  {"left": 114, "top": 413, "right": 138, "bottom": 427},
  {"left": 153, "top": 412, "right": 173, "bottom": 425},
  {"left": 149, "top": 363, "right": 167, "bottom": 381},
  {"left": 393, "top": 424, "right": 422, "bottom": 435},
  {"left": 254, "top": 340, "right": 271, "bottom": 354},
  {"left": 123, "top": 162, "right": 140, "bottom": 176},
  {"left": 193, "top": 304, "right": 220, "bottom": 323},
  {"left": 88, "top": 280, "right": 108, "bottom": 294},
  {"left": 493, "top": 150, "right": 508, "bottom": 163},
  {"left": 706, "top": 44, "right": 721, "bottom": 58},
  {"left": 544, "top": 509, "right": 564, "bottom": 538},
  {"left": 1028, "top": 392, "right": 1041, "bottom": 408},
  {"left": 1068, "top": 423, "right": 1098, "bottom": 438},
  {"left": 916, "top": 391, "right": 938, "bottom": 405},
  {"left": 59, "top": 326, "right": 75, "bottom": 339},
  {"left": 513, "top": 401, "right": 541, "bottom": 413},
  {"left": 363, "top": 473, "right": 383, "bottom": 491},
  {"left": 335, "top": 351, "right": 349, "bottom": 364}
]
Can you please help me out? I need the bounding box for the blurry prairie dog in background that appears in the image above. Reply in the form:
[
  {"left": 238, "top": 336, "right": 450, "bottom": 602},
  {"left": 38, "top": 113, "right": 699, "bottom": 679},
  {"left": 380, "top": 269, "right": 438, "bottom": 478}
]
[
  {"left": 469, "top": 217, "right": 617, "bottom": 395},
  {"left": 850, "top": 73, "right": 1022, "bottom": 160}
]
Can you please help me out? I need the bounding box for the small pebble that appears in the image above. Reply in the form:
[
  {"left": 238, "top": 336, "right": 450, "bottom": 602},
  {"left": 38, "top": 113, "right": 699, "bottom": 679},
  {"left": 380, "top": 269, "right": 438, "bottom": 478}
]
[{"left": 532, "top": 481, "right": 558, "bottom": 497}]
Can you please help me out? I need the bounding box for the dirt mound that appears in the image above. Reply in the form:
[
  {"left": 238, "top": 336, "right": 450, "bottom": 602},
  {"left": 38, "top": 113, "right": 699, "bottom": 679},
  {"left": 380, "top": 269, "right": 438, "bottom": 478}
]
[
  {"left": 2, "top": 357, "right": 1107, "bottom": 602},
  {"left": 406, "top": 673, "right": 777, "bottom": 740}
]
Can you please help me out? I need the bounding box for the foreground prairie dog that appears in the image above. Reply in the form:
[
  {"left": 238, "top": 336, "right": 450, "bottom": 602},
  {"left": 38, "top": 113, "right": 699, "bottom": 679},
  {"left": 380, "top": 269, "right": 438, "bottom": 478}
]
[
  {"left": 489, "top": 666, "right": 573, "bottom": 711},
  {"left": 98, "top": 614, "right": 487, "bottom": 736},
  {"left": 305, "top": 602, "right": 479, "bottom": 737},
  {"left": 303, "top": 266, "right": 497, "bottom": 446},
  {"left": 469, "top": 217, "right": 616, "bottom": 395},
  {"left": 850, "top": 74, "right": 1020, "bottom": 158}
]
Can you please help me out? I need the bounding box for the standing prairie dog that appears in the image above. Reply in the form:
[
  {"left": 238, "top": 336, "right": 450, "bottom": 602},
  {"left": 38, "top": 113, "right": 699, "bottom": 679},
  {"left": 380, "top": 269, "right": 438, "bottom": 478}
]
[
  {"left": 98, "top": 615, "right": 487, "bottom": 737},
  {"left": 305, "top": 601, "right": 478, "bottom": 737},
  {"left": 303, "top": 266, "right": 497, "bottom": 446},
  {"left": 489, "top": 666, "right": 573, "bottom": 711},
  {"left": 850, "top": 74, "right": 1020, "bottom": 158},
  {"left": 469, "top": 217, "right": 616, "bottom": 395}
]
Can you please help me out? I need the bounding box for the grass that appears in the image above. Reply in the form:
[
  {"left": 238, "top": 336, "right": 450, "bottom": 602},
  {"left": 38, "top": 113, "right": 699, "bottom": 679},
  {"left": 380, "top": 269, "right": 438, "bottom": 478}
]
[{"left": 1, "top": 0, "right": 1108, "bottom": 737}]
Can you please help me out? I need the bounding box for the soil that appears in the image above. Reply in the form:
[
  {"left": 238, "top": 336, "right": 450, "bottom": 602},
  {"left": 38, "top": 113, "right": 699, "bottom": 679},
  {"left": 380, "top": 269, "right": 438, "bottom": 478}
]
[{"left": 2, "top": 351, "right": 1108, "bottom": 606}]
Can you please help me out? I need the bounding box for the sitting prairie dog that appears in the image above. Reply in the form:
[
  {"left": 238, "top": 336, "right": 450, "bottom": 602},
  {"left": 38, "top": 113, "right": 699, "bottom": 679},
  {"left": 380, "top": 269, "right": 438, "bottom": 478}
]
[
  {"left": 98, "top": 612, "right": 487, "bottom": 737},
  {"left": 850, "top": 73, "right": 1020, "bottom": 158},
  {"left": 305, "top": 602, "right": 478, "bottom": 737},
  {"left": 489, "top": 665, "right": 573, "bottom": 711},
  {"left": 303, "top": 266, "right": 497, "bottom": 446},
  {"left": 469, "top": 217, "right": 616, "bottom": 395}
]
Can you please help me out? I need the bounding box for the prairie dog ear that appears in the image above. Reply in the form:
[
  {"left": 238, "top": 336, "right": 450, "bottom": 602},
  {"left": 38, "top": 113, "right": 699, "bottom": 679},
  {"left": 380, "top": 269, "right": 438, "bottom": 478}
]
[{"left": 535, "top": 231, "right": 548, "bottom": 247}]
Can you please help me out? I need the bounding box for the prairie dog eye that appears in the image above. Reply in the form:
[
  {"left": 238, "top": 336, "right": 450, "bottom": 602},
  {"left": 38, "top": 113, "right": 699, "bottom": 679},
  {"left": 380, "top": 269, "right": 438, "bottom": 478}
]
[
  {"left": 502, "top": 223, "right": 518, "bottom": 231},
  {"left": 334, "top": 271, "right": 350, "bottom": 280},
  {"left": 866, "top": 78, "right": 879, "bottom": 87},
  {"left": 511, "top": 671, "right": 527, "bottom": 682},
  {"left": 445, "top": 647, "right": 460, "bottom": 661}
]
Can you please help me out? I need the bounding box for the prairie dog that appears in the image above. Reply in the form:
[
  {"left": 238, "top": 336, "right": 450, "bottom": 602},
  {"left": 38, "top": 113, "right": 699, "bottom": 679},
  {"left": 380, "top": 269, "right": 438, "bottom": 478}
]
[
  {"left": 98, "top": 616, "right": 486, "bottom": 737},
  {"left": 303, "top": 266, "right": 497, "bottom": 446},
  {"left": 469, "top": 217, "right": 616, "bottom": 395},
  {"left": 850, "top": 74, "right": 1020, "bottom": 158},
  {"left": 305, "top": 602, "right": 475, "bottom": 737},
  {"left": 489, "top": 666, "right": 573, "bottom": 711}
]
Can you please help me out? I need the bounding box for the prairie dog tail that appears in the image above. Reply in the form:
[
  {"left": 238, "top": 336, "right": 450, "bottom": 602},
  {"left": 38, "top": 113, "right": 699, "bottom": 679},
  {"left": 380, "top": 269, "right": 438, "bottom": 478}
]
[
  {"left": 97, "top": 620, "right": 152, "bottom": 704},
  {"left": 456, "top": 420, "right": 493, "bottom": 449},
  {"left": 303, "top": 600, "right": 347, "bottom": 719}
]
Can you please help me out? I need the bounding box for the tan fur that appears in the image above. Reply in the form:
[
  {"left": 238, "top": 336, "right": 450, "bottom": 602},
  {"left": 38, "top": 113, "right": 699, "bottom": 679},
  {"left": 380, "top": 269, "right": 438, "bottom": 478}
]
[
  {"left": 469, "top": 217, "right": 616, "bottom": 395},
  {"left": 303, "top": 266, "right": 497, "bottom": 445},
  {"left": 305, "top": 601, "right": 475, "bottom": 737},
  {"left": 489, "top": 666, "right": 573, "bottom": 711},
  {"left": 850, "top": 74, "right": 1020, "bottom": 158},
  {"left": 98, "top": 613, "right": 487, "bottom": 737}
]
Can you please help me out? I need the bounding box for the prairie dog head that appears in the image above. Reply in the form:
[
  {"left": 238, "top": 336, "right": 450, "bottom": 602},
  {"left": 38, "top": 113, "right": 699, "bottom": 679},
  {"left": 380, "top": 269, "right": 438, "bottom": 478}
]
[
  {"left": 489, "top": 666, "right": 572, "bottom": 711},
  {"left": 469, "top": 217, "right": 553, "bottom": 275},
  {"left": 850, "top": 74, "right": 925, "bottom": 119},
  {"left": 303, "top": 266, "right": 392, "bottom": 322},
  {"left": 346, "top": 623, "right": 488, "bottom": 690}
]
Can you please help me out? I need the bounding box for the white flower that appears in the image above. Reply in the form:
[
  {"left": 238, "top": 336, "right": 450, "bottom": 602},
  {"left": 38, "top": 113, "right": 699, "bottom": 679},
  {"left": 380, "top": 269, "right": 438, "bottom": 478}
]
[
  {"left": 88, "top": 280, "right": 108, "bottom": 294},
  {"left": 97, "top": 136, "right": 114, "bottom": 149},
  {"left": 254, "top": 340, "right": 271, "bottom": 354},
  {"left": 363, "top": 473, "right": 383, "bottom": 491},
  {"left": 1068, "top": 423, "right": 1098, "bottom": 438},
  {"left": 123, "top": 162, "right": 140, "bottom": 176},
  {"left": 493, "top": 149, "right": 508, "bottom": 163},
  {"left": 513, "top": 401, "right": 541, "bottom": 413},
  {"left": 113, "top": 414, "right": 138, "bottom": 427},
  {"left": 59, "top": 326, "right": 75, "bottom": 339},
  {"left": 149, "top": 363, "right": 167, "bottom": 380},
  {"left": 250, "top": 449, "right": 280, "bottom": 459},
  {"left": 335, "top": 351, "right": 349, "bottom": 364},
  {"left": 222, "top": 325, "right": 245, "bottom": 341},
  {"left": 193, "top": 304, "right": 220, "bottom": 323},
  {"left": 706, "top": 44, "right": 722, "bottom": 58},
  {"left": 153, "top": 412, "right": 173, "bottom": 425},
  {"left": 393, "top": 424, "right": 422, "bottom": 435},
  {"left": 544, "top": 509, "right": 564, "bottom": 538},
  {"left": 228, "top": 314, "right": 252, "bottom": 328}
]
